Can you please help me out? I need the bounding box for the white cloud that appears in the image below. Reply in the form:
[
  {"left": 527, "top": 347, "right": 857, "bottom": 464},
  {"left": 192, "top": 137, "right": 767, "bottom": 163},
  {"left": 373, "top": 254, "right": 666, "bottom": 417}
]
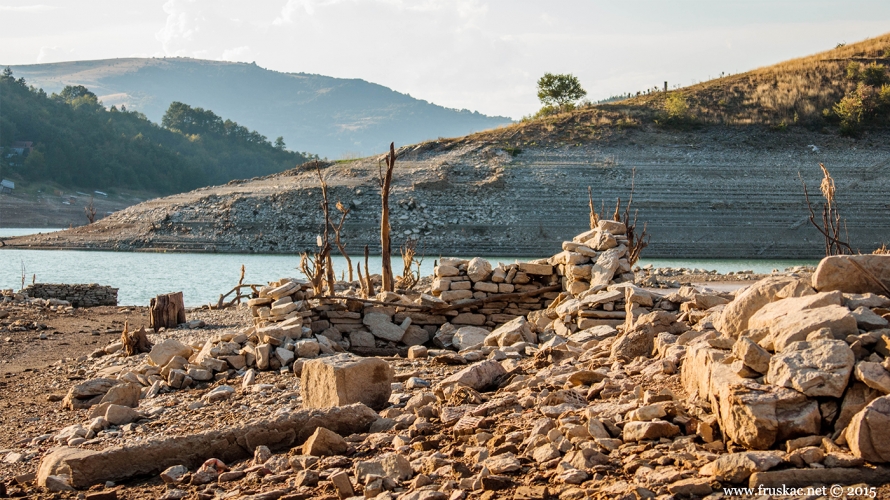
[
  {"left": 220, "top": 45, "right": 251, "bottom": 61},
  {"left": 0, "top": 4, "right": 57, "bottom": 12},
  {"left": 36, "top": 46, "right": 77, "bottom": 63}
]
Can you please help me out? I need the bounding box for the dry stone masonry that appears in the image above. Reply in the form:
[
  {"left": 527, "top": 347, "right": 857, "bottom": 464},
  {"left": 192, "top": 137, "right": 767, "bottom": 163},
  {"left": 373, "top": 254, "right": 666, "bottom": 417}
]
[{"left": 22, "top": 283, "right": 118, "bottom": 308}]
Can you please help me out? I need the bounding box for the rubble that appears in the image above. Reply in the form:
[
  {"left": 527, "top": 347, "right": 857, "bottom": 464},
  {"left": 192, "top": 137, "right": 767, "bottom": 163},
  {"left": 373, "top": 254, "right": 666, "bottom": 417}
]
[{"left": 6, "top": 231, "right": 890, "bottom": 499}]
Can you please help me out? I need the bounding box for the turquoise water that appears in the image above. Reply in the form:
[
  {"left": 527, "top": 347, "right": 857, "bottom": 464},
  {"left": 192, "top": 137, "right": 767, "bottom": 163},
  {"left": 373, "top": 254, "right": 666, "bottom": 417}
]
[{"left": 1, "top": 228, "right": 818, "bottom": 306}]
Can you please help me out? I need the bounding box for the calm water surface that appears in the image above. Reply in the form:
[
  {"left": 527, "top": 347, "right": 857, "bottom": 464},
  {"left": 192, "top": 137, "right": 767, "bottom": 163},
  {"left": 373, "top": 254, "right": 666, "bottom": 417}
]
[{"left": 1, "top": 228, "right": 817, "bottom": 306}]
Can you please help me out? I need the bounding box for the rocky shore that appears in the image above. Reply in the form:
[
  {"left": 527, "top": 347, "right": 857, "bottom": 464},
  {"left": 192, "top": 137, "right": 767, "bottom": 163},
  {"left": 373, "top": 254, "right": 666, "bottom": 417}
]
[
  {"left": 4, "top": 127, "right": 890, "bottom": 259},
  {"left": 2, "top": 221, "right": 890, "bottom": 499}
]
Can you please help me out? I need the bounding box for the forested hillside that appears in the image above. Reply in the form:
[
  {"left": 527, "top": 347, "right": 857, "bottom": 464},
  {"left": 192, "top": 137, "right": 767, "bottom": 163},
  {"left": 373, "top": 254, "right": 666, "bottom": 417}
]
[{"left": 0, "top": 68, "right": 313, "bottom": 195}]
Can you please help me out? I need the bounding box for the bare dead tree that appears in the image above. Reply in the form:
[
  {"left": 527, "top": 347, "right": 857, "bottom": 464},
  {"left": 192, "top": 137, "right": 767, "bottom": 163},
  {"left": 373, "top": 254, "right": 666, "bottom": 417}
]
[
  {"left": 799, "top": 164, "right": 853, "bottom": 256},
  {"left": 356, "top": 245, "right": 376, "bottom": 298},
  {"left": 315, "top": 162, "right": 336, "bottom": 293},
  {"left": 591, "top": 167, "right": 649, "bottom": 266},
  {"left": 332, "top": 200, "right": 353, "bottom": 281},
  {"left": 396, "top": 236, "right": 423, "bottom": 290},
  {"left": 379, "top": 142, "right": 396, "bottom": 292},
  {"left": 84, "top": 196, "right": 97, "bottom": 224},
  {"left": 300, "top": 250, "right": 328, "bottom": 296}
]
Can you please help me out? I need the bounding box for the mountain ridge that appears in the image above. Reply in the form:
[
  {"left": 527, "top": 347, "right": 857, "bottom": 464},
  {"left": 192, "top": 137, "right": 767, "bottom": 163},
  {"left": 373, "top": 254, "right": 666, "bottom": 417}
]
[{"left": 6, "top": 57, "right": 513, "bottom": 158}]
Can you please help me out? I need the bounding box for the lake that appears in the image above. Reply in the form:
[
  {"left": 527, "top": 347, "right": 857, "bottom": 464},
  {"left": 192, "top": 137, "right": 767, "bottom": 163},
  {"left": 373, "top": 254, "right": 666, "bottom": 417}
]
[{"left": 1, "top": 228, "right": 817, "bottom": 306}]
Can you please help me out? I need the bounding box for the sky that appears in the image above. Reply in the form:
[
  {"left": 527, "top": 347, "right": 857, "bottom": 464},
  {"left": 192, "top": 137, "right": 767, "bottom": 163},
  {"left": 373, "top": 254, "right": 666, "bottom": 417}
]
[{"left": 2, "top": 1, "right": 890, "bottom": 120}]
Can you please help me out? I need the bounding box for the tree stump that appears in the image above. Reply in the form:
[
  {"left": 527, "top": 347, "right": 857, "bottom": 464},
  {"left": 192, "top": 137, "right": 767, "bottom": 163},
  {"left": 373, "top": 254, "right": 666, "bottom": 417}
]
[
  {"left": 121, "top": 321, "right": 152, "bottom": 356},
  {"left": 150, "top": 292, "right": 186, "bottom": 332}
]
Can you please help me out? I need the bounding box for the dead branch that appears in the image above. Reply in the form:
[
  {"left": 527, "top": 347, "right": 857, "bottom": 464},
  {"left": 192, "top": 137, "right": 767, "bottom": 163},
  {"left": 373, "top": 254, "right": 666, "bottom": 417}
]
[
  {"left": 332, "top": 200, "right": 353, "bottom": 281},
  {"left": 396, "top": 236, "right": 423, "bottom": 290},
  {"left": 380, "top": 142, "right": 396, "bottom": 292},
  {"left": 315, "top": 162, "right": 336, "bottom": 293},
  {"left": 587, "top": 186, "right": 598, "bottom": 229},
  {"left": 365, "top": 245, "right": 376, "bottom": 296},
  {"left": 799, "top": 166, "right": 853, "bottom": 256}
]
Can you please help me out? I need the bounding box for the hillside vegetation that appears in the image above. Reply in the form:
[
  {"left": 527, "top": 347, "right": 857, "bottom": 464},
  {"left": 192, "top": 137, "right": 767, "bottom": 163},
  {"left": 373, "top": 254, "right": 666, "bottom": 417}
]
[
  {"left": 452, "top": 33, "right": 890, "bottom": 151},
  {"left": 0, "top": 69, "right": 312, "bottom": 195},
  {"left": 7, "top": 58, "right": 513, "bottom": 158}
]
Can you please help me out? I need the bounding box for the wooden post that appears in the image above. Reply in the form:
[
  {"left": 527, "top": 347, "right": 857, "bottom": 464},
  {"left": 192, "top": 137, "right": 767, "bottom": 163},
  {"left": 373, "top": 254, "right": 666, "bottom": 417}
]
[
  {"left": 150, "top": 292, "right": 186, "bottom": 332},
  {"left": 381, "top": 142, "right": 395, "bottom": 292}
]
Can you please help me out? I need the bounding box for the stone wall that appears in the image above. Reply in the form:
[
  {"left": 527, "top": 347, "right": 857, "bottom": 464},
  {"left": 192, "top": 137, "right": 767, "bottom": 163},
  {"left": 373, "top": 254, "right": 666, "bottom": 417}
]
[{"left": 23, "top": 284, "right": 118, "bottom": 307}]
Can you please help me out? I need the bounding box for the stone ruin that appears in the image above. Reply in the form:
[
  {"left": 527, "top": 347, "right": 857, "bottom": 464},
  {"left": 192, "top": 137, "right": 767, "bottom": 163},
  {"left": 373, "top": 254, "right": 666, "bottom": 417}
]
[{"left": 24, "top": 224, "right": 890, "bottom": 498}]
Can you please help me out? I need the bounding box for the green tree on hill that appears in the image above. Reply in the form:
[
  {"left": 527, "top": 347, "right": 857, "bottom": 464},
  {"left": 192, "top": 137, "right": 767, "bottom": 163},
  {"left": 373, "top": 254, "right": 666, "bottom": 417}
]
[{"left": 537, "top": 73, "right": 587, "bottom": 111}]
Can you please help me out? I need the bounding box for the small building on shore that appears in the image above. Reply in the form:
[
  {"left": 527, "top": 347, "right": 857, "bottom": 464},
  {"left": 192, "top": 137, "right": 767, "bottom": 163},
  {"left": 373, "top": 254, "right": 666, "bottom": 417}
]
[{"left": 0, "top": 179, "right": 14, "bottom": 193}]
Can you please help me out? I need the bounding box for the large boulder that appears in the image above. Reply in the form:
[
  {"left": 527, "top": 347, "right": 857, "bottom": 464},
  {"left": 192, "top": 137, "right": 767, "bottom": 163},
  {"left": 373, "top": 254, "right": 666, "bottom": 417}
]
[
  {"left": 767, "top": 305, "right": 858, "bottom": 352},
  {"left": 682, "top": 343, "right": 820, "bottom": 449},
  {"left": 714, "top": 277, "right": 814, "bottom": 337},
  {"left": 589, "top": 247, "right": 623, "bottom": 288},
  {"left": 301, "top": 354, "right": 393, "bottom": 411},
  {"left": 846, "top": 395, "right": 890, "bottom": 463},
  {"left": 813, "top": 255, "right": 890, "bottom": 295},
  {"left": 747, "top": 291, "right": 843, "bottom": 331},
  {"left": 765, "top": 339, "right": 854, "bottom": 398}
]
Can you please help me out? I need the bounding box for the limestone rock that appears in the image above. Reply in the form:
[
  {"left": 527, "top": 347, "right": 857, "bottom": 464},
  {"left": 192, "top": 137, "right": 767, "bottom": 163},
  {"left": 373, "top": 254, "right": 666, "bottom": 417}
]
[
  {"left": 439, "top": 359, "right": 506, "bottom": 391},
  {"left": 452, "top": 326, "right": 489, "bottom": 350},
  {"left": 813, "top": 255, "right": 890, "bottom": 294},
  {"left": 836, "top": 382, "right": 882, "bottom": 433},
  {"left": 732, "top": 336, "right": 771, "bottom": 374},
  {"left": 768, "top": 305, "right": 858, "bottom": 352},
  {"left": 99, "top": 382, "right": 141, "bottom": 408},
  {"left": 354, "top": 452, "right": 413, "bottom": 482},
  {"left": 597, "top": 219, "right": 626, "bottom": 235},
  {"left": 363, "top": 313, "right": 405, "bottom": 342},
  {"left": 302, "top": 427, "right": 348, "bottom": 457},
  {"left": 854, "top": 361, "right": 890, "bottom": 394},
  {"left": 301, "top": 354, "right": 393, "bottom": 410},
  {"left": 401, "top": 325, "right": 430, "bottom": 346},
  {"left": 714, "top": 276, "right": 813, "bottom": 337},
  {"left": 747, "top": 291, "right": 843, "bottom": 331},
  {"left": 589, "top": 247, "right": 622, "bottom": 288},
  {"left": 105, "top": 404, "right": 141, "bottom": 426},
  {"left": 852, "top": 306, "right": 889, "bottom": 330},
  {"left": 765, "top": 339, "right": 854, "bottom": 398},
  {"left": 610, "top": 327, "right": 654, "bottom": 361},
  {"left": 846, "top": 395, "right": 890, "bottom": 462},
  {"left": 466, "top": 257, "right": 492, "bottom": 282},
  {"left": 682, "top": 343, "right": 820, "bottom": 449},
  {"left": 62, "top": 378, "right": 121, "bottom": 410},
  {"left": 484, "top": 317, "right": 535, "bottom": 347},
  {"left": 148, "top": 339, "right": 194, "bottom": 367},
  {"left": 622, "top": 420, "right": 679, "bottom": 441},
  {"left": 700, "top": 451, "right": 783, "bottom": 483}
]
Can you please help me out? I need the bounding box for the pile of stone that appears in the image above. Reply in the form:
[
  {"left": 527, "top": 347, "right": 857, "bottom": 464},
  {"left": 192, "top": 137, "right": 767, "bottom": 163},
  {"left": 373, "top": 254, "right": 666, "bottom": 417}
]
[
  {"left": 28, "top": 254, "right": 890, "bottom": 498},
  {"left": 681, "top": 254, "right": 890, "bottom": 465},
  {"left": 21, "top": 283, "right": 118, "bottom": 307}
]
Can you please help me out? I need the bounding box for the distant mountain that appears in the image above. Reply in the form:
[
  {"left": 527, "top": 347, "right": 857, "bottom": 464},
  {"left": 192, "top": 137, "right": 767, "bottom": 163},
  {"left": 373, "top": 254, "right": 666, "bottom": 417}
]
[{"left": 7, "top": 58, "right": 513, "bottom": 158}]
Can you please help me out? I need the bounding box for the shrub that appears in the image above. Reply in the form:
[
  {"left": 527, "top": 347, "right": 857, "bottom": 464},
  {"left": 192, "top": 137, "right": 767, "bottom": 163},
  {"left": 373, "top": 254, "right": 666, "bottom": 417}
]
[
  {"left": 860, "top": 62, "right": 889, "bottom": 86},
  {"left": 664, "top": 94, "right": 689, "bottom": 120}
]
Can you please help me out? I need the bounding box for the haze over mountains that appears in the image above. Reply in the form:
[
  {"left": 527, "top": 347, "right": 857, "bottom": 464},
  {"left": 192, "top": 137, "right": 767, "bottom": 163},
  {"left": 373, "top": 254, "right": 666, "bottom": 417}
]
[{"left": 7, "top": 57, "right": 513, "bottom": 158}]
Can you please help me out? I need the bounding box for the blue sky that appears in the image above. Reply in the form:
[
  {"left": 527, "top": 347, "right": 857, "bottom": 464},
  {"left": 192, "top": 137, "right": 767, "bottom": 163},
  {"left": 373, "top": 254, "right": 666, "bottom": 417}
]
[{"left": 1, "top": 0, "right": 889, "bottom": 119}]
